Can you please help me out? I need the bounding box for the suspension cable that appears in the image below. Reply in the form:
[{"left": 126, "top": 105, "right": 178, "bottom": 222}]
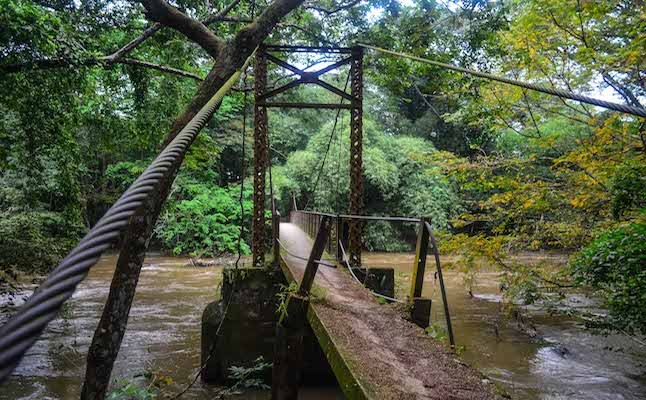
[
  {"left": 338, "top": 240, "right": 404, "bottom": 304},
  {"left": 0, "top": 52, "right": 256, "bottom": 382},
  {"left": 304, "top": 73, "right": 352, "bottom": 210},
  {"left": 174, "top": 4, "right": 257, "bottom": 397},
  {"left": 358, "top": 43, "right": 646, "bottom": 118}
]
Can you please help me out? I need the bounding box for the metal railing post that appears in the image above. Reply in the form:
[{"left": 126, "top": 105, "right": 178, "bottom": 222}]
[
  {"left": 299, "top": 215, "right": 332, "bottom": 295},
  {"left": 426, "top": 221, "right": 455, "bottom": 348},
  {"left": 336, "top": 216, "right": 343, "bottom": 261},
  {"left": 410, "top": 217, "right": 430, "bottom": 300},
  {"left": 273, "top": 211, "right": 281, "bottom": 264}
]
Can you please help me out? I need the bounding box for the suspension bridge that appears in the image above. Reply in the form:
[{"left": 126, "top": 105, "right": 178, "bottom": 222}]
[{"left": 1, "top": 42, "right": 643, "bottom": 400}]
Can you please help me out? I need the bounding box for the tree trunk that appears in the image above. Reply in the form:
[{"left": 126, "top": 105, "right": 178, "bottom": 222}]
[
  {"left": 81, "top": 0, "right": 304, "bottom": 397},
  {"left": 81, "top": 59, "right": 238, "bottom": 400}
]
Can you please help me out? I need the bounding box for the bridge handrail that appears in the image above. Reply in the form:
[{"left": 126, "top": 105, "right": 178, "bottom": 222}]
[
  {"left": 292, "top": 209, "right": 419, "bottom": 223},
  {"left": 288, "top": 209, "right": 455, "bottom": 347},
  {"left": 0, "top": 53, "right": 256, "bottom": 381}
]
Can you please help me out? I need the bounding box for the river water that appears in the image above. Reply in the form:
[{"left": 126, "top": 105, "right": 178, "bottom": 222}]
[{"left": 1, "top": 252, "right": 644, "bottom": 399}]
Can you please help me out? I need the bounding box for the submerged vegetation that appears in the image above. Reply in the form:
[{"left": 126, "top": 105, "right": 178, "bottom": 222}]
[{"left": 0, "top": 0, "right": 643, "bottom": 343}]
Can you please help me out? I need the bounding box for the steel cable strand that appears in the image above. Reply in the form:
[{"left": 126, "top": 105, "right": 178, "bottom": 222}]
[
  {"left": 358, "top": 43, "right": 646, "bottom": 118},
  {"left": 0, "top": 53, "right": 255, "bottom": 381},
  {"left": 338, "top": 240, "right": 404, "bottom": 304},
  {"left": 303, "top": 73, "right": 351, "bottom": 210},
  {"left": 275, "top": 239, "right": 336, "bottom": 267}
]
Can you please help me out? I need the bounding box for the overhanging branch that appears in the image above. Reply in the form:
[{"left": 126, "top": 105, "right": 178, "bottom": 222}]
[
  {"left": 116, "top": 58, "right": 203, "bottom": 81},
  {"left": 140, "top": 0, "right": 225, "bottom": 58},
  {"left": 107, "top": 0, "right": 245, "bottom": 62},
  {"left": 305, "top": 0, "right": 362, "bottom": 15},
  {"left": 0, "top": 56, "right": 203, "bottom": 81}
]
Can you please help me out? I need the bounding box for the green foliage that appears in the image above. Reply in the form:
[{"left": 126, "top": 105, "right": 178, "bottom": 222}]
[
  {"left": 275, "top": 282, "right": 299, "bottom": 317},
  {"left": 107, "top": 380, "right": 157, "bottom": 400},
  {"left": 571, "top": 222, "right": 646, "bottom": 335},
  {"left": 225, "top": 356, "right": 271, "bottom": 393},
  {"left": 425, "top": 323, "right": 447, "bottom": 342},
  {"left": 363, "top": 221, "right": 409, "bottom": 252},
  {"left": 0, "top": 211, "right": 83, "bottom": 273},
  {"left": 277, "top": 116, "right": 458, "bottom": 251},
  {"left": 610, "top": 163, "right": 646, "bottom": 221},
  {"left": 155, "top": 180, "right": 252, "bottom": 257}
]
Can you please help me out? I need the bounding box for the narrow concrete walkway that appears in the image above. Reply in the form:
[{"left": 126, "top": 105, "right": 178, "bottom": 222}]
[{"left": 278, "top": 223, "right": 501, "bottom": 400}]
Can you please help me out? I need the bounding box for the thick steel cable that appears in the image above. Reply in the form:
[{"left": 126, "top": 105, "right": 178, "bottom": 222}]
[
  {"left": 0, "top": 53, "right": 256, "bottom": 381},
  {"left": 358, "top": 43, "right": 646, "bottom": 118}
]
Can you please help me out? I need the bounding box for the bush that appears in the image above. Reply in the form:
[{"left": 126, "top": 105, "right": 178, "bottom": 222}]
[
  {"left": 610, "top": 163, "right": 646, "bottom": 220},
  {"left": 0, "top": 210, "right": 83, "bottom": 274},
  {"left": 155, "top": 181, "right": 253, "bottom": 257},
  {"left": 362, "top": 221, "right": 411, "bottom": 252},
  {"left": 571, "top": 222, "right": 646, "bottom": 334}
]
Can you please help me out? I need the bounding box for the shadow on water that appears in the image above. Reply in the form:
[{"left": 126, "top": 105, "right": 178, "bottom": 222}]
[{"left": 2, "top": 252, "right": 644, "bottom": 399}]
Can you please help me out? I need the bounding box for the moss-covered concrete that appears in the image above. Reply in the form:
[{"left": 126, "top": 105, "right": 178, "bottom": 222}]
[
  {"left": 278, "top": 222, "right": 502, "bottom": 400},
  {"left": 279, "top": 257, "right": 374, "bottom": 400},
  {"left": 201, "top": 266, "right": 336, "bottom": 385}
]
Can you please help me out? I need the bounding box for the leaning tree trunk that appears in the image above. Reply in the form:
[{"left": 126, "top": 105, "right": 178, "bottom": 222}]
[
  {"left": 80, "top": 63, "right": 239, "bottom": 400},
  {"left": 80, "top": 0, "right": 304, "bottom": 397}
]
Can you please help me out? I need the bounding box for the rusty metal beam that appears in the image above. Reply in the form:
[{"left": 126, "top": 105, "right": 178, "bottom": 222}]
[
  {"left": 258, "top": 79, "right": 305, "bottom": 101},
  {"left": 298, "top": 215, "right": 332, "bottom": 296},
  {"left": 260, "top": 54, "right": 354, "bottom": 103},
  {"left": 253, "top": 49, "right": 269, "bottom": 267},
  {"left": 264, "top": 45, "right": 353, "bottom": 53},
  {"left": 257, "top": 102, "right": 354, "bottom": 109},
  {"left": 410, "top": 217, "right": 430, "bottom": 300},
  {"left": 265, "top": 53, "right": 304, "bottom": 75},
  {"left": 265, "top": 54, "right": 352, "bottom": 78},
  {"left": 348, "top": 46, "right": 363, "bottom": 268},
  {"left": 309, "top": 57, "right": 353, "bottom": 76},
  {"left": 313, "top": 79, "right": 353, "bottom": 101}
]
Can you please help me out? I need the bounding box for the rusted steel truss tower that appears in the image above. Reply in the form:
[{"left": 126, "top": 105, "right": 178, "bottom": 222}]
[{"left": 252, "top": 44, "right": 364, "bottom": 267}]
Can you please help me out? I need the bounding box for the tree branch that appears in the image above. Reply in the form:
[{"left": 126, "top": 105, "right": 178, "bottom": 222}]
[
  {"left": 413, "top": 83, "right": 444, "bottom": 119},
  {"left": 548, "top": 6, "right": 643, "bottom": 108},
  {"left": 0, "top": 2, "right": 247, "bottom": 74},
  {"left": 305, "top": 0, "right": 362, "bottom": 15},
  {"left": 106, "top": 23, "right": 164, "bottom": 62},
  {"left": 140, "top": 0, "right": 225, "bottom": 58},
  {"left": 0, "top": 56, "right": 203, "bottom": 81},
  {"left": 107, "top": 0, "right": 245, "bottom": 62},
  {"left": 116, "top": 58, "right": 203, "bottom": 81},
  {"left": 203, "top": 0, "right": 243, "bottom": 24}
]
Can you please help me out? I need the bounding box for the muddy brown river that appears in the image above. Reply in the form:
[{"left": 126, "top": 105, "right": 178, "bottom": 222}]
[{"left": 1, "top": 252, "right": 644, "bottom": 399}]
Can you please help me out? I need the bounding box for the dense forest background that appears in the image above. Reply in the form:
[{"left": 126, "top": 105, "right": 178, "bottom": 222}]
[{"left": 1, "top": 0, "right": 644, "bottom": 335}]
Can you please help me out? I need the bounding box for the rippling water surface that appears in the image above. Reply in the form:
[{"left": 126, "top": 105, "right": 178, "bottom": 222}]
[
  {"left": 1, "top": 252, "right": 644, "bottom": 399},
  {"left": 363, "top": 252, "right": 646, "bottom": 400}
]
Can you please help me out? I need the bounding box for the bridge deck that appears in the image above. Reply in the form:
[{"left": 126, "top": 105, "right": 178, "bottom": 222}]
[{"left": 278, "top": 223, "right": 500, "bottom": 400}]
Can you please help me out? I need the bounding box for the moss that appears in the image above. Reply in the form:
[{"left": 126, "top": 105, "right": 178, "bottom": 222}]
[
  {"left": 306, "top": 309, "right": 373, "bottom": 400},
  {"left": 277, "top": 255, "right": 373, "bottom": 400}
]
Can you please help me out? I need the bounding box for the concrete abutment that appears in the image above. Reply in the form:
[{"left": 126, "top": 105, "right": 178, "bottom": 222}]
[{"left": 200, "top": 267, "right": 336, "bottom": 386}]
